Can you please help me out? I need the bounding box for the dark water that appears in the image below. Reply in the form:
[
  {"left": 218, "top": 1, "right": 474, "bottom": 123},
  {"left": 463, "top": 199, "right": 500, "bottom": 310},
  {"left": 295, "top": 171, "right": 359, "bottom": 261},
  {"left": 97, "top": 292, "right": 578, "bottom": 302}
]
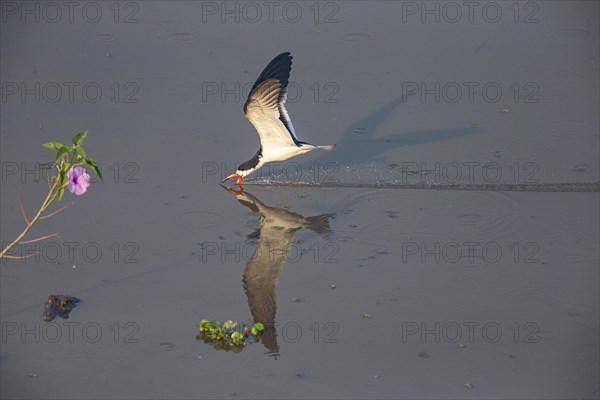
[{"left": 1, "top": 1, "right": 598, "bottom": 399}]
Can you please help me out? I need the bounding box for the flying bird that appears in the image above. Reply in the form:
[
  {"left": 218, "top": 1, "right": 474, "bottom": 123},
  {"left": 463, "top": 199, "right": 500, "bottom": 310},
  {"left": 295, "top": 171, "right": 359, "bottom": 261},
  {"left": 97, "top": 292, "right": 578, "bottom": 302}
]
[{"left": 222, "top": 52, "right": 335, "bottom": 185}]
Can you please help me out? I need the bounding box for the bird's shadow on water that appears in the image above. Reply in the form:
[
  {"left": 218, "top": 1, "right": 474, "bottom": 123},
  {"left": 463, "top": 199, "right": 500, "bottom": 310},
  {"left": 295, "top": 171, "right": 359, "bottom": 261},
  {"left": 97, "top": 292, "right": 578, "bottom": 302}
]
[{"left": 300, "top": 97, "right": 479, "bottom": 168}]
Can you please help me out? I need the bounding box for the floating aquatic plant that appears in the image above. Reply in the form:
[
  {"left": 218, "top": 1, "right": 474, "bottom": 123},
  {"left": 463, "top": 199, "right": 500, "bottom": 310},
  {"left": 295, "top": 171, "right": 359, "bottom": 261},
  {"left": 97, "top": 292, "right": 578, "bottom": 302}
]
[
  {"left": 0, "top": 131, "right": 101, "bottom": 260},
  {"left": 196, "top": 319, "right": 265, "bottom": 352}
]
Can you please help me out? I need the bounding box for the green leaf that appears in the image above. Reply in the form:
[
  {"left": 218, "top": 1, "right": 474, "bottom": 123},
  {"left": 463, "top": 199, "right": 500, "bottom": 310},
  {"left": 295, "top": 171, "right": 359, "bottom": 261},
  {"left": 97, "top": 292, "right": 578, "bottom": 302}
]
[
  {"left": 58, "top": 169, "right": 67, "bottom": 186},
  {"left": 54, "top": 146, "right": 70, "bottom": 164},
  {"left": 251, "top": 323, "right": 264, "bottom": 336},
  {"left": 71, "top": 131, "right": 88, "bottom": 146},
  {"left": 58, "top": 185, "right": 66, "bottom": 201},
  {"left": 231, "top": 331, "right": 243, "bottom": 343},
  {"left": 223, "top": 320, "right": 238, "bottom": 330},
  {"left": 43, "top": 142, "right": 64, "bottom": 151},
  {"left": 75, "top": 146, "right": 86, "bottom": 159},
  {"left": 84, "top": 157, "right": 102, "bottom": 181},
  {"left": 57, "top": 169, "right": 67, "bottom": 201},
  {"left": 199, "top": 320, "right": 212, "bottom": 333}
]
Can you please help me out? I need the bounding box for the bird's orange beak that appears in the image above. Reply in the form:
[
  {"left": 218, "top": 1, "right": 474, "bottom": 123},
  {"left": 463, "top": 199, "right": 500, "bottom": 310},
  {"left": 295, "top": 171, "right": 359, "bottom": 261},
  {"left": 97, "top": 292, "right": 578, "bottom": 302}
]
[
  {"left": 219, "top": 182, "right": 244, "bottom": 195},
  {"left": 227, "top": 185, "right": 244, "bottom": 195},
  {"left": 221, "top": 173, "right": 244, "bottom": 185}
]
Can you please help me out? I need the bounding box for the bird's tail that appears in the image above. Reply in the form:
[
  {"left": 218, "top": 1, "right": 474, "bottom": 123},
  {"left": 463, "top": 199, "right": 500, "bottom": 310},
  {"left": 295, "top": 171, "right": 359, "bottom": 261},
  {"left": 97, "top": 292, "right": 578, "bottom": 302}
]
[
  {"left": 317, "top": 144, "right": 336, "bottom": 151},
  {"left": 305, "top": 213, "right": 335, "bottom": 237}
]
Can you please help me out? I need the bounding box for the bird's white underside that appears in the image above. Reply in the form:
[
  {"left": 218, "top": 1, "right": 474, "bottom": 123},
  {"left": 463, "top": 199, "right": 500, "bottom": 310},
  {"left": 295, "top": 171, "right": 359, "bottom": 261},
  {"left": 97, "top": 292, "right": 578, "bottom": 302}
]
[{"left": 236, "top": 143, "right": 318, "bottom": 178}]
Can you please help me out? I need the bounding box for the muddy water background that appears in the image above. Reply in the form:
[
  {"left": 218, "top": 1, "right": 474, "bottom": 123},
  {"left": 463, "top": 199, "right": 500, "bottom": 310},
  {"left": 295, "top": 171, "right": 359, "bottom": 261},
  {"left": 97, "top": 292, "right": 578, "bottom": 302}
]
[{"left": 1, "top": 1, "right": 599, "bottom": 399}]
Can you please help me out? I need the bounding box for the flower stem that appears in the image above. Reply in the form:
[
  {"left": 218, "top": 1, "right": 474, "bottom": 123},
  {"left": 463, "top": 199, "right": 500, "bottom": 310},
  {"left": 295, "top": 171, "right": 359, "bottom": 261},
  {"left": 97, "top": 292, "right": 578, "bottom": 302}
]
[{"left": 0, "top": 178, "right": 61, "bottom": 259}]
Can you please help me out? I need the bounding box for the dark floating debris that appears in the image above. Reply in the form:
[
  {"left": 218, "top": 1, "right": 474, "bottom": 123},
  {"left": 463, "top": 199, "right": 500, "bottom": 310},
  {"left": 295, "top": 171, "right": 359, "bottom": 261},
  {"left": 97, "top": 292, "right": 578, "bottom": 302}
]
[
  {"left": 290, "top": 297, "right": 306, "bottom": 303},
  {"left": 571, "top": 163, "right": 590, "bottom": 172},
  {"left": 41, "top": 295, "right": 79, "bottom": 321},
  {"left": 386, "top": 210, "right": 400, "bottom": 218}
]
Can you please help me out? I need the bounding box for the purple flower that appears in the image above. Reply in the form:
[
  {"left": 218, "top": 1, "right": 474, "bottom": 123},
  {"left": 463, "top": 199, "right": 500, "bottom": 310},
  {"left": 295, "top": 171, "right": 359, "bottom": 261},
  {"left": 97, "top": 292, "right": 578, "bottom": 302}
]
[{"left": 67, "top": 166, "right": 90, "bottom": 195}]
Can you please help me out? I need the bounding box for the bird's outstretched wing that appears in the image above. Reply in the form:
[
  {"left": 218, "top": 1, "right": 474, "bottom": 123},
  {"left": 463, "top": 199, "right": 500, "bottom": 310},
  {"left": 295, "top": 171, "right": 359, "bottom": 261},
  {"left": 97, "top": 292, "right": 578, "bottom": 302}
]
[{"left": 243, "top": 52, "right": 303, "bottom": 149}]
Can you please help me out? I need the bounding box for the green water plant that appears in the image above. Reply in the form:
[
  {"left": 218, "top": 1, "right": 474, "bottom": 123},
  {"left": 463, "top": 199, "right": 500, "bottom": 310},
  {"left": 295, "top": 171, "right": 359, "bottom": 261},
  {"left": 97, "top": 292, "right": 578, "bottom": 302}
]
[
  {"left": 0, "top": 131, "right": 101, "bottom": 259},
  {"left": 196, "top": 319, "right": 265, "bottom": 352}
]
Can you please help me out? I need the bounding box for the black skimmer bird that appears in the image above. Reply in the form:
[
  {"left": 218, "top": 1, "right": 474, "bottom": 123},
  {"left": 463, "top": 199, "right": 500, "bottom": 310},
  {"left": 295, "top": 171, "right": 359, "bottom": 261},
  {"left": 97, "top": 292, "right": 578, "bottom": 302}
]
[
  {"left": 222, "top": 52, "right": 335, "bottom": 185},
  {"left": 225, "top": 187, "right": 334, "bottom": 354}
]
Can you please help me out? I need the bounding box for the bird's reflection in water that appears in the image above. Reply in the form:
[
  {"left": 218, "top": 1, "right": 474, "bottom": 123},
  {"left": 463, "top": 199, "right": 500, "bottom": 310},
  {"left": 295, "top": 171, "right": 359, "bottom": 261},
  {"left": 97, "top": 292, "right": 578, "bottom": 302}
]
[{"left": 224, "top": 187, "right": 334, "bottom": 356}]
